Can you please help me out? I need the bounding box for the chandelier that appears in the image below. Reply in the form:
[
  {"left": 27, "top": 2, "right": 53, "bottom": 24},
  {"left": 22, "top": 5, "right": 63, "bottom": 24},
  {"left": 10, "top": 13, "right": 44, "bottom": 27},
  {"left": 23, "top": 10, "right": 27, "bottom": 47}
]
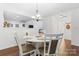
[{"left": 32, "top": 3, "right": 41, "bottom": 21}]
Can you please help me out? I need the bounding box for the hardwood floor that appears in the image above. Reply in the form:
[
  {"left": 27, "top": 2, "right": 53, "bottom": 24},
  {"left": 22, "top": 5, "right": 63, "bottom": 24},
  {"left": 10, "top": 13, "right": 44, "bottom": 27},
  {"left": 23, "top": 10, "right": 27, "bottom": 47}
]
[
  {"left": 64, "top": 39, "right": 78, "bottom": 56},
  {"left": 0, "top": 46, "right": 19, "bottom": 56},
  {"left": 71, "top": 45, "right": 79, "bottom": 56}
]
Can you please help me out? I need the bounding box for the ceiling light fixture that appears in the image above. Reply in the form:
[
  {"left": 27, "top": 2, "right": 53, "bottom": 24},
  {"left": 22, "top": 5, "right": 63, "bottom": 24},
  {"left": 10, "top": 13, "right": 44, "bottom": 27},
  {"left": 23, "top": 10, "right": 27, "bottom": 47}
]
[{"left": 32, "top": 3, "right": 41, "bottom": 21}]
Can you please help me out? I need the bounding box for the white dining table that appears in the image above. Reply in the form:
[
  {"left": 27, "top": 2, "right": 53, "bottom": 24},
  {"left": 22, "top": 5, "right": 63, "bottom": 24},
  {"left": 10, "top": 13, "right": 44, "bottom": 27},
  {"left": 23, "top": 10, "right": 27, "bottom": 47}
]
[{"left": 23, "top": 36, "right": 49, "bottom": 56}]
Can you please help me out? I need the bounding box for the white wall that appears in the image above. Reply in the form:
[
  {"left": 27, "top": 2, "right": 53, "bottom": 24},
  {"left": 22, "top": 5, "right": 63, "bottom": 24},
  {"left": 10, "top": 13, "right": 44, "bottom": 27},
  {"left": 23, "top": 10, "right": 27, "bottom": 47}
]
[
  {"left": 0, "top": 4, "right": 32, "bottom": 28},
  {"left": 0, "top": 4, "right": 44, "bottom": 50},
  {"left": 0, "top": 19, "right": 43, "bottom": 50},
  {"left": 71, "top": 9, "right": 79, "bottom": 46},
  {"left": 1, "top": 3, "right": 79, "bottom": 49},
  {"left": 9, "top": 20, "right": 43, "bottom": 35},
  {"left": 0, "top": 4, "right": 4, "bottom": 28},
  {"left": 0, "top": 20, "right": 43, "bottom": 50},
  {"left": 43, "top": 12, "right": 72, "bottom": 40},
  {"left": 0, "top": 28, "right": 37, "bottom": 50},
  {"left": 43, "top": 9, "right": 79, "bottom": 46}
]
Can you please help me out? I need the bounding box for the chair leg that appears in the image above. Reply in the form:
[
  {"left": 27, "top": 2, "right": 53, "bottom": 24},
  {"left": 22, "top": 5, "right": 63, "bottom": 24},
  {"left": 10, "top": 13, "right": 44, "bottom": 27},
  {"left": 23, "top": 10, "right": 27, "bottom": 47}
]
[
  {"left": 30, "top": 50, "right": 37, "bottom": 56},
  {"left": 33, "top": 50, "right": 37, "bottom": 56}
]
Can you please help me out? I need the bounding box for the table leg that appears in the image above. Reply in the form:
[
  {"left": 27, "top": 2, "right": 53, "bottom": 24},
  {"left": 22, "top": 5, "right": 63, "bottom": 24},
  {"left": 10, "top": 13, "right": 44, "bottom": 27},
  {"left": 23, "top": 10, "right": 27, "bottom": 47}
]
[{"left": 35, "top": 42, "right": 41, "bottom": 56}]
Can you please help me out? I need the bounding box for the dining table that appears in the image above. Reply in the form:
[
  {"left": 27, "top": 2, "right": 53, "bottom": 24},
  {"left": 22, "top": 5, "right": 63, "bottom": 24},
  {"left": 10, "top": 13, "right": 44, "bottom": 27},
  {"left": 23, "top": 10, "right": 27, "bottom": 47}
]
[{"left": 23, "top": 36, "right": 50, "bottom": 56}]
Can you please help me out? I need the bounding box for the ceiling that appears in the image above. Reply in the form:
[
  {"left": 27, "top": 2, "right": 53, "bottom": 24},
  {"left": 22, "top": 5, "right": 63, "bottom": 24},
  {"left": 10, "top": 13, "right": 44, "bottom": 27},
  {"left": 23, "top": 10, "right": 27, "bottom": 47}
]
[
  {"left": 4, "top": 11, "right": 33, "bottom": 22},
  {"left": 3, "top": 3, "right": 79, "bottom": 22}
]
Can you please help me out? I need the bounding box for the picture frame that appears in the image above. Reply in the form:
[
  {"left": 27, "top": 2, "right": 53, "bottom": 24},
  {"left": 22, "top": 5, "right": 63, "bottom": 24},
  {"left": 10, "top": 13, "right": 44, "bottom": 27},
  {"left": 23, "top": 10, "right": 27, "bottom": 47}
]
[
  {"left": 15, "top": 24, "right": 19, "bottom": 27},
  {"left": 10, "top": 23, "right": 13, "bottom": 27}
]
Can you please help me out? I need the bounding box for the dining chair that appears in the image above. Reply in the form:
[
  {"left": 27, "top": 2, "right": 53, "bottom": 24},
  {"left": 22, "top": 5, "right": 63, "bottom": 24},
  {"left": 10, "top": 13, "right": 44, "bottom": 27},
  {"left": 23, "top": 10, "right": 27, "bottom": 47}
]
[
  {"left": 39, "top": 33, "right": 63, "bottom": 56},
  {"left": 14, "top": 33, "right": 36, "bottom": 56}
]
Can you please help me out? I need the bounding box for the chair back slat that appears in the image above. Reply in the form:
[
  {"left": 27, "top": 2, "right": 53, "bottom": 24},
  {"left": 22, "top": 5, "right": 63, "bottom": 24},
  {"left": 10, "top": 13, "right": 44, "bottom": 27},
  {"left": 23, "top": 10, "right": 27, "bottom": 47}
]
[
  {"left": 14, "top": 33, "right": 24, "bottom": 55},
  {"left": 44, "top": 33, "right": 63, "bottom": 56}
]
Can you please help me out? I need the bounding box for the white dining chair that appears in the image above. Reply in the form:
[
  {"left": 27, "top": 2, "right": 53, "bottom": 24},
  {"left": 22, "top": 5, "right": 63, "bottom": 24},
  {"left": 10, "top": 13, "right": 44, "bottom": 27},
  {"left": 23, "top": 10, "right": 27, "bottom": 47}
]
[
  {"left": 14, "top": 33, "right": 36, "bottom": 56},
  {"left": 39, "top": 33, "right": 63, "bottom": 56}
]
